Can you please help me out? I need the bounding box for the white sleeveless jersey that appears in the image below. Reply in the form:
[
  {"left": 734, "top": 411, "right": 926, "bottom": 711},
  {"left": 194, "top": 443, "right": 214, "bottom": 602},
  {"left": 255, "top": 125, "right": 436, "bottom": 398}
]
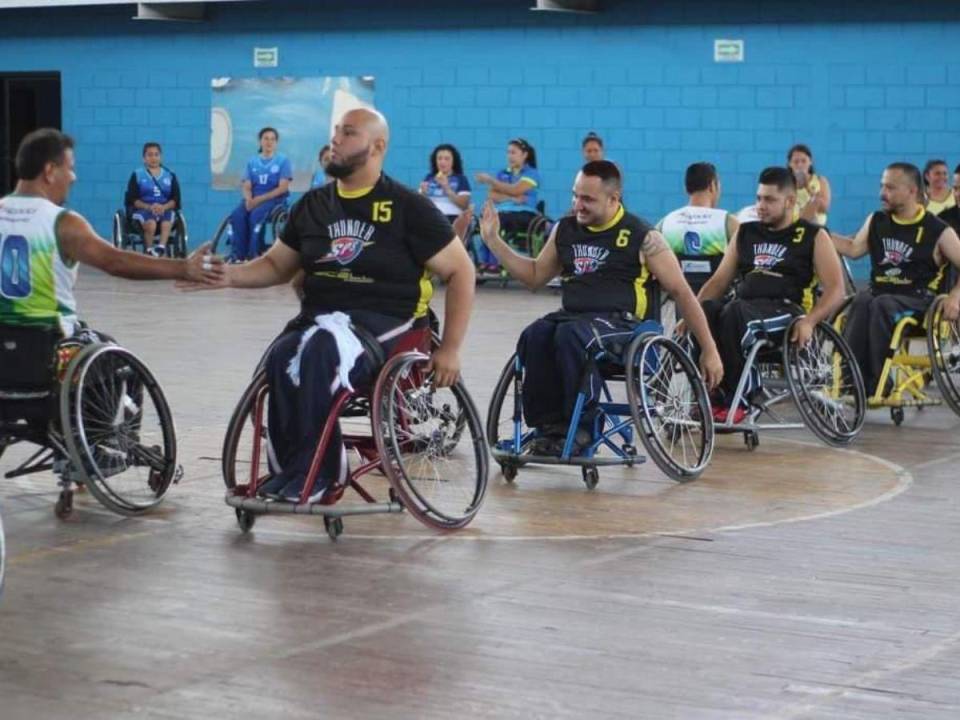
[
  {"left": 657, "top": 205, "right": 730, "bottom": 256},
  {"left": 0, "top": 194, "right": 78, "bottom": 336}
]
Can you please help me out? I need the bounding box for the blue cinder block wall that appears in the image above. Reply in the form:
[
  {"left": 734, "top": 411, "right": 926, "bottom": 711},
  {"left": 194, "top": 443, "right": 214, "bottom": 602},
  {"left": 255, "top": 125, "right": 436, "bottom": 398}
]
[{"left": 2, "top": 0, "right": 959, "bottom": 257}]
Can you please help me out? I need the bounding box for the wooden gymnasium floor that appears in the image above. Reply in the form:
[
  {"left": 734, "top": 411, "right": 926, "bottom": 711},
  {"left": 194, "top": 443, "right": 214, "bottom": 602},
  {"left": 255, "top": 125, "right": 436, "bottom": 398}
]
[{"left": 1, "top": 268, "right": 959, "bottom": 719}]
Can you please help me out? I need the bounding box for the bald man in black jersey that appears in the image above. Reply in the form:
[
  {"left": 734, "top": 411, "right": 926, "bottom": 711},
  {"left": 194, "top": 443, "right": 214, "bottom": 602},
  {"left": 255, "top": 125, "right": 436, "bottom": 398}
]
[
  {"left": 480, "top": 160, "right": 722, "bottom": 455},
  {"left": 187, "top": 108, "right": 475, "bottom": 502},
  {"left": 696, "top": 166, "right": 846, "bottom": 423},
  {"left": 832, "top": 162, "right": 960, "bottom": 397}
]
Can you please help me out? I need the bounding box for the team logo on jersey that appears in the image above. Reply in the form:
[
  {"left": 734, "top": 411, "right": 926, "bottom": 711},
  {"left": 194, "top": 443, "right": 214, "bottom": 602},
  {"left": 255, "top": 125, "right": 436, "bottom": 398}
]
[
  {"left": 880, "top": 237, "right": 912, "bottom": 266},
  {"left": 270, "top": 165, "right": 279, "bottom": 173},
  {"left": 683, "top": 231, "right": 702, "bottom": 255},
  {"left": 319, "top": 219, "right": 376, "bottom": 266},
  {"left": 571, "top": 244, "right": 609, "bottom": 275},
  {"left": 753, "top": 242, "right": 787, "bottom": 269}
]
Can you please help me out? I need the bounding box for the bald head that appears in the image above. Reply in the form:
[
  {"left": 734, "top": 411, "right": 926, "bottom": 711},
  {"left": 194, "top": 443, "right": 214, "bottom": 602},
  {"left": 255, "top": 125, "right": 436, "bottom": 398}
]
[{"left": 328, "top": 106, "right": 390, "bottom": 181}]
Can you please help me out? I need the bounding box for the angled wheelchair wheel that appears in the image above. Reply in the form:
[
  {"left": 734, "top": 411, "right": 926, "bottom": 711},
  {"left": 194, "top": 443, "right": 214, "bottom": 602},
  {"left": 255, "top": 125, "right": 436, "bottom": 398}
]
[
  {"left": 373, "top": 352, "right": 488, "bottom": 530},
  {"left": 625, "top": 334, "right": 714, "bottom": 481},
  {"left": 927, "top": 295, "right": 960, "bottom": 416},
  {"left": 486, "top": 353, "right": 531, "bottom": 459},
  {"left": 783, "top": 319, "right": 866, "bottom": 447},
  {"left": 60, "top": 344, "right": 178, "bottom": 515},
  {"left": 222, "top": 371, "right": 272, "bottom": 492},
  {"left": 111, "top": 211, "right": 125, "bottom": 249},
  {"left": 209, "top": 213, "right": 232, "bottom": 256},
  {"left": 170, "top": 212, "right": 188, "bottom": 258}
]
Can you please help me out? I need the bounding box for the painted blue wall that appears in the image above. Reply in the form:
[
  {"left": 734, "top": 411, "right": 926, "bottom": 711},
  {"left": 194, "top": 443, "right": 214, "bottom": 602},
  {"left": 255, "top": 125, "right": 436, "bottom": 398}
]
[{"left": 2, "top": 0, "right": 959, "bottom": 259}]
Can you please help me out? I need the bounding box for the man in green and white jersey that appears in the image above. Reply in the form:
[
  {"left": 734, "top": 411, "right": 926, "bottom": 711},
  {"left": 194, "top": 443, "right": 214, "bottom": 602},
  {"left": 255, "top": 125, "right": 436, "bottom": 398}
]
[{"left": 0, "top": 129, "right": 221, "bottom": 337}]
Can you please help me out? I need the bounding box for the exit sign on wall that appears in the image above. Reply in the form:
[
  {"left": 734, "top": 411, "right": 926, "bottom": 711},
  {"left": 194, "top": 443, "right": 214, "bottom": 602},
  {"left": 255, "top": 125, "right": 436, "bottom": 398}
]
[
  {"left": 714, "top": 39, "right": 744, "bottom": 62},
  {"left": 253, "top": 47, "right": 279, "bottom": 68}
]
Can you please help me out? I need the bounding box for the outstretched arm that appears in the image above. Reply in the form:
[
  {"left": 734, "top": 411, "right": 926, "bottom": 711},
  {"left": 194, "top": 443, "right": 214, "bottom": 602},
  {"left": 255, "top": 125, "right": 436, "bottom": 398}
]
[
  {"left": 831, "top": 215, "right": 871, "bottom": 258},
  {"left": 424, "top": 238, "right": 476, "bottom": 387},
  {"left": 478, "top": 199, "right": 561, "bottom": 289}
]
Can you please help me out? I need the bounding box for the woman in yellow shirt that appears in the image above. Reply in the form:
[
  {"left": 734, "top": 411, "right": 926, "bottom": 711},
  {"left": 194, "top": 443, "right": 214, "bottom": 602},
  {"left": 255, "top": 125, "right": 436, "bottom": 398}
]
[
  {"left": 788, "top": 144, "right": 831, "bottom": 226},
  {"left": 923, "top": 159, "right": 956, "bottom": 215}
]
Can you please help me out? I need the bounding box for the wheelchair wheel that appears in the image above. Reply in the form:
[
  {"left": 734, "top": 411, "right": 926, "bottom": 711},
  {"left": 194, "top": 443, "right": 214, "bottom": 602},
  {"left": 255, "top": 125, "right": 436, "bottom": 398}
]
[
  {"left": 625, "top": 334, "right": 714, "bottom": 481},
  {"left": 170, "top": 213, "right": 188, "bottom": 258},
  {"left": 372, "top": 352, "right": 488, "bottom": 530},
  {"left": 221, "top": 371, "right": 272, "bottom": 492},
  {"left": 60, "top": 344, "right": 177, "bottom": 515},
  {"left": 209, "top": 214, "right": 232, "bottom": 256},
  {"left": 111, "top": 211, "right": 125, "bottom": 249},
  {"left": 486, "top": 353, "right": 532, "bottom": 458},
  {"left": 783, "top": 319, "right": 866, "bottom": 447},
  {"left": 927, "top": 295, "right": 960, "bottom": 416}
]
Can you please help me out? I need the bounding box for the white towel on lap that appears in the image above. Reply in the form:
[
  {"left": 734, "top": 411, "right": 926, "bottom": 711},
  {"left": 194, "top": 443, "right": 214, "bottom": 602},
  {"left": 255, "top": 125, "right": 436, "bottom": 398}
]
[{"left": 286, "top": 311, "right": 365, "bottom": 392}]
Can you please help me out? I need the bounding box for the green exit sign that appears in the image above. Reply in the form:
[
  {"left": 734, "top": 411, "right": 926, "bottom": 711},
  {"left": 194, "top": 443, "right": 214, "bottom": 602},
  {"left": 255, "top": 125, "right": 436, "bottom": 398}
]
[
  {"left": 253, "top": 47, "right": 279, "bottom": 68},
  {"left": 714, "top": 39, "right": 744, "bottom": 63}
]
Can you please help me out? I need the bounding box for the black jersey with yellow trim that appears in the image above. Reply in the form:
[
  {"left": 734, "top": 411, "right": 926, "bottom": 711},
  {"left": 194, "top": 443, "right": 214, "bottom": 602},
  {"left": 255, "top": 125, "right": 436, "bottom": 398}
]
[
  {"left": 555, "top": 206, "right": 655, "bottom": 318},
  {"left": 869, "top": 208, "right": 948, "bottom": 295},
  {"left": 735, "top": 219, "right": 818, "bottom": 308},
  {"left": 280, "top": 174, "right": 455, "bottom": 320}
]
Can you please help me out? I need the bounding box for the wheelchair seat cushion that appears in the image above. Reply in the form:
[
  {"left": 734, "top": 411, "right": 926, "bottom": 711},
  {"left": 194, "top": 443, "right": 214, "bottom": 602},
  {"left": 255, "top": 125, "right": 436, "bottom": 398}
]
[{"left": 0, "top": 325, "right": 60, "bottom": 392}]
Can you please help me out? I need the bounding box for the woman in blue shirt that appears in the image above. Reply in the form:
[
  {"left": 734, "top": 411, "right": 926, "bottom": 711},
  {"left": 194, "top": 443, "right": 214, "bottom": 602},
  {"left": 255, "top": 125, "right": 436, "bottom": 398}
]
[
  {"left": 419, "top": 143, "right": 471, "bottom": 223},
  {"left": 125, "top": 142, "right": 181, "bottom": 256},
  {"left": 474, "top": 138, "right": 541, "bottom": 271},
  {"left": 227, "top": 127, "right": 292, "bottom": 262}
]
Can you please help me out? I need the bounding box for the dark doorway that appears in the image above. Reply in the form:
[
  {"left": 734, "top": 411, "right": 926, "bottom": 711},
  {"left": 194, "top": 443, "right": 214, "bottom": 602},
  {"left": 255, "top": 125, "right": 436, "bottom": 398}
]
[{"left": 0, "top": 73, "right": 61, "bottom": 196}]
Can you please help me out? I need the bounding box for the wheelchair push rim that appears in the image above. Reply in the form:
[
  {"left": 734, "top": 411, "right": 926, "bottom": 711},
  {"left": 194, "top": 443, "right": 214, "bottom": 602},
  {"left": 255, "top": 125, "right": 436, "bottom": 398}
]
[
  {"left": 372, "top": 352, "right": 488, "bottom": 530},
  {"left": 782, "top": 318, "right": 866, "bottom": 446},
  {"left": 221, "top": 371, "right": 270, "bottom": 492},
  {"left": 927, "top": 295, "right": 960, "bottom": 417},
  {"left": 60, "top": 344, "right": 178, "bottom": 515},
  {"left": 625, "top": 334, "right": 714, "bottom": 481}
]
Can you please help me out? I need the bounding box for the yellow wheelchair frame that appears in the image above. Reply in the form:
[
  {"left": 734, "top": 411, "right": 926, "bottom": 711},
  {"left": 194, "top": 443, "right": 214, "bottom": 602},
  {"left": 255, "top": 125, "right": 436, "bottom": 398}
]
[{"left": 834, "top": 294, "right": 960, "bottom": 425}]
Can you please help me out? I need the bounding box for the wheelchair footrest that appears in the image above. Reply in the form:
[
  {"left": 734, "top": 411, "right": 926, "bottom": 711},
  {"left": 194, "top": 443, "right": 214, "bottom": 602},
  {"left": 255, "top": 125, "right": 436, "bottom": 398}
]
[
  {"left": 868, "top": 397, "right": 941, "bottom": 409},
  {"left": 225, "top": 492, "right": 402, "bottom": 517},
  {"left": 491, "top": 451, "right": 641, "bottom": 467}
]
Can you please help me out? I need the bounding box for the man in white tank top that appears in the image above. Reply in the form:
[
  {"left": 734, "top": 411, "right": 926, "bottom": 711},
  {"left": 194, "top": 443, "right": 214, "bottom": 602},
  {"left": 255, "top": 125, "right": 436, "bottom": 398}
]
[
  {"left": 0, "top": 129, "right": 222, "bottom": 337},
  {"left": 657, "top": 162, "right": 738, "bottom": 260}
]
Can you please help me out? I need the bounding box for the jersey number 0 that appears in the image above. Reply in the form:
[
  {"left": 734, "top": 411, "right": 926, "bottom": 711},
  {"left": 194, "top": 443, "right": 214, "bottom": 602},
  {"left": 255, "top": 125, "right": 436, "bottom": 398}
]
[{"left": 0, "top": 234, "right": 31, "bottom": 299}]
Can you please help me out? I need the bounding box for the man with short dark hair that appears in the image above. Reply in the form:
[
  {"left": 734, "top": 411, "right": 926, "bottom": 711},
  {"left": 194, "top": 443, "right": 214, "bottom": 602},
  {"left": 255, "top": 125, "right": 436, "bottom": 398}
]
[
  {"left": 832, "top": 162, "right": 960, "bottom": 395},
  {"left": 0, "top": 128, "right": 218, "bottom": 337},
  {"left": 697, "top": 166, "right": 846, "bottom": 422},
  {"left": 480, "top": 160, "right": 722, "bottom": 454},
  {"left": 657, "top": 162, "right": 739, "bottom": 292}
]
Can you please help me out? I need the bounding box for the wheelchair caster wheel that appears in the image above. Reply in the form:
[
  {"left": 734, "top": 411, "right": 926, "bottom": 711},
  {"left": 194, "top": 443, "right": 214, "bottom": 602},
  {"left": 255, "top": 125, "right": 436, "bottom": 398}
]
[
  {"left": 236, "top": 509, "right": 256, "bottom": 533},
  {"left": 582, "top": 466, "right": 599, "bottom": 490},
  {"left": 54, "top": 490, "right": 73, "bottom": 519},
  {"left": 324, "top": 515, "right": 343, "bottom": 540},
  {"left": 501, "top": 463, "right": 518, "bottom": 483},
  {"left": 744, "top": 432, "right": 759, "bottom": 451},
  {"left": 891, "top": 407, "right": 904, "bottom": 426},
  {"left": 623, "top": 445, "right": 637, "bottom": 457}
]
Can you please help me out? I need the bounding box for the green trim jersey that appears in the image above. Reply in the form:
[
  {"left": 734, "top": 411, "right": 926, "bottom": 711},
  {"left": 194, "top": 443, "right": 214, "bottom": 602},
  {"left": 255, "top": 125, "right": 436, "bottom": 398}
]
[
  {"left": 0, "top": 194, "right": 77, "bottom": 336},
  {"left": 657, "top": 205, "right": 730, "bottom": 257}
]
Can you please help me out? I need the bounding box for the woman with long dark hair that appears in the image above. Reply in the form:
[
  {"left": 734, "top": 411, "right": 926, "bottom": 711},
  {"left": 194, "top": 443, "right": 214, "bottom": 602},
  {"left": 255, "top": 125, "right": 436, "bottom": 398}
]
[
  {"left": 419, "top": 143, "right": 471, "bottom": 222},
  {"left": 787, "top": 143, "right": 831, "bottom": 225}
]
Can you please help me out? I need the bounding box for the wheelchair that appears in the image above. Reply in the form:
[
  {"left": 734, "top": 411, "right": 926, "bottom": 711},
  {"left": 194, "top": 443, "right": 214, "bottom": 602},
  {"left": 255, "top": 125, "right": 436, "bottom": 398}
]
[
  {"left": 487, "top": 318, "right": 715, "bottom": 488},
  {"left": 471, "top": 201, "right": 553, "bottom": 285},
  {"left": 711, "top": 310, "right": 866, "bottom": 449},
  {"left": 832, "top": 293, "right": 960, "bottom": 425},
  {"left": 111, "top": 207, "right": 188, "bottom": 258},
  {"left": 209, "top": 203, "right": 289, "bottom": 258},
  {"left": 0, "top": 325, "right": 180, "bottom": 518},
  {"left": 221, "top": 321, "right": 489, "bottom": 539}
]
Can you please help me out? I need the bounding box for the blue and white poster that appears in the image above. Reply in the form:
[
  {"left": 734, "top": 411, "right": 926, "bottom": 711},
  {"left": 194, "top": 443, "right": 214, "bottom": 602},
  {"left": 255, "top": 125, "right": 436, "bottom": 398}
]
[{"left": 210, "top": 76, "right": 376, "bottom": 191}]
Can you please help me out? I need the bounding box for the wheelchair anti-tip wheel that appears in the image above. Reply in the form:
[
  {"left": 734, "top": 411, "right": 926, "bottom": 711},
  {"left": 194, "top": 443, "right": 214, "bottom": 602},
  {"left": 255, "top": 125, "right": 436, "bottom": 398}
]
[
  {"left": 783, "top": 318, "right": 866, "bottom": 447},
  {"left": 625, "top": 334, "right": 715, "bottom": 481},
  {"left": 372, "top": 352, "right": 488, "bottom": 530},
  {"left": 60, "top": 344, "right": 178, "bottom": 516},
  {"left": 927, "top": 295, "right": 960, "bottom": 417}
]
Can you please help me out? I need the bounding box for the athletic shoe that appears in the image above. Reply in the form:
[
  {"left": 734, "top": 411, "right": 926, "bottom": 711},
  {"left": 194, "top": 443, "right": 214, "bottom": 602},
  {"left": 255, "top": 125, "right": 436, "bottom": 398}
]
[
  {"left": 256, "top": 474, "right": 290, "bottom": 500},
  {"left": 712, "top": 405, "right": 747, "bottom": 424}
]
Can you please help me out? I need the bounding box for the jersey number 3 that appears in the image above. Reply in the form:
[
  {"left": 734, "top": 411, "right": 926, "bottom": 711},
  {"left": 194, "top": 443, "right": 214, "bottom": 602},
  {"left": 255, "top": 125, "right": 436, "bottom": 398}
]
[{"left": 0, "top": 234, "right": 31, "bottom": 299}]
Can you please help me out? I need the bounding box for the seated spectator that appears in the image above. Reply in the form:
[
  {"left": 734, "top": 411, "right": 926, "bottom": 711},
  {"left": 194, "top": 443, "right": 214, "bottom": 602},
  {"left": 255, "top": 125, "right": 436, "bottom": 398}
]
[
  {"left": 310, "top": 145, "right": 332, "bottom": 189},
  {"left": 419, "top": 143, "right": 471, "bottom": 222},
  {"left": 474, "top": 138, "right": 541, "bottom": 272},
  {"left": 581, "top": 132, "right": 604, "bottom": 162},
  {"left": 924, "top": 159, "right": 956, "bottom": 215},
  {"left": 788, "top": 143, "right": 831, "bottom": 225},
  {"left": 227, "top": 126, "right": 292, "bottom": 262},
  {"left": 125, "top": 142, "right": 181, "bottom": 257},
  {"left": 938, "top": 163, "right": 960, "bottom": 233}
]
